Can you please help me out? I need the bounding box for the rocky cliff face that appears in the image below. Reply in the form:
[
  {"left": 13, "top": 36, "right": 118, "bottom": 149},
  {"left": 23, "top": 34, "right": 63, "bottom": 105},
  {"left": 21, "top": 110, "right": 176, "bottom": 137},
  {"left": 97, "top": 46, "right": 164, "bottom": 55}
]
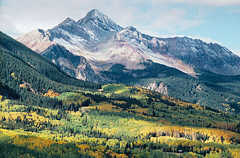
[
  {"left": 145, "top": 81, "right": 168, "bottom": 96},
  {"left": 42, "top": 44, "right": 100, "bottom": 82}
]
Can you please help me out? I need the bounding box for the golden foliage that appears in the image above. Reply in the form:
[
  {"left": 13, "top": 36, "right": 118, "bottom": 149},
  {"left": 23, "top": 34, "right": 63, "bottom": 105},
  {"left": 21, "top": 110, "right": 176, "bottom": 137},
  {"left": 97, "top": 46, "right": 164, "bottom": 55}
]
[
  {"left": 106, "top": 139, "right": 119, "bottom": 148},
  {"left": 161, "top": 96, "right": 203, "bottom": 110},
  {"left": 0, "top": 99, "right": 10, "bottom": 109},
  {"left": 68, "top": 111, "right": 83, "bottom": 117},
  {"left": 106, "top": 151, "right": 128, "bottom": 158},
  {"left": 76, "top": 144, "right": 90, "bottom": 151},
  {"left": 229, "top": 149, "right": 240, "bottom": 158},
  {"left": 13, "top": 135, "right": 54, "bottom": 150},
  {"left": 43, "top": 89, "right": 60, "bottom": 97},
  {"left": 0, "top": 111, "right": 62, "bottom": 127}
]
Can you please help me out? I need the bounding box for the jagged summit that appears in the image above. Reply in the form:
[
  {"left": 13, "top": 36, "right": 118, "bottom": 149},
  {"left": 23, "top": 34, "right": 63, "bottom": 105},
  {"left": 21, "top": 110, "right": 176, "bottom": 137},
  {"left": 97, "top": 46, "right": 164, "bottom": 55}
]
[
  {"left": 78, "top": 9, "right": 122, "bottom": 32},
  {"left": 85, "top": 9, "right": 106, "bottom": 19},
  {"left": 78, "top": 9, "right": 110, "bottom": 23},
  {"left": 45, "top": 9, "right": 122, "bottom": 46},
  {"left": 65, "top": 17, "right": 75, "bottom": 22},
  {"left": 58, "top": 17, "right": 76, "bottom": 27}
]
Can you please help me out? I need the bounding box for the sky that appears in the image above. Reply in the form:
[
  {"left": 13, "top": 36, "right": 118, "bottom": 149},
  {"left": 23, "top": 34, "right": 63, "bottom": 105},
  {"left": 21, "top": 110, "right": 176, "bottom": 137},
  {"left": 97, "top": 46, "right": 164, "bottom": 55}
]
[{"left": 0, "top": 0, "right": 239, "bottom": 55}]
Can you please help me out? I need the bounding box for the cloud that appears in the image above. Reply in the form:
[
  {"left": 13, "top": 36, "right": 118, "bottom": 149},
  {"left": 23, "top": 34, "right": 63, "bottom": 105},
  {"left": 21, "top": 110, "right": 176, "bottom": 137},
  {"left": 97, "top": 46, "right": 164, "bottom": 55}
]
[
  {"left": 179, "top": 0, "right": 240, "bottom": 6},
  {"left": 0, "top": 0, "right": 205, "bottom": 36},
  {"left": 150, "top": 0, "right": 240, "bottom": 6},
  {"left": 0, "top": 14, "right": 21, "bottom": 37},
  {"left": 148, "top": 9, "right": 202, "bottom": 33}
]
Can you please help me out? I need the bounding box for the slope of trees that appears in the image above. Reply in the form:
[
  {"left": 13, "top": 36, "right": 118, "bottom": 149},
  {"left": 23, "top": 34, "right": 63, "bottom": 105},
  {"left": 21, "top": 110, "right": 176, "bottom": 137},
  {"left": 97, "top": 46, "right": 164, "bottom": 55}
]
[
  {"left": 0, "top": 31, "right": 101, "bottom": 89},
  {"left": 0, "top": 31, "right": 101, "bottom": 107}
]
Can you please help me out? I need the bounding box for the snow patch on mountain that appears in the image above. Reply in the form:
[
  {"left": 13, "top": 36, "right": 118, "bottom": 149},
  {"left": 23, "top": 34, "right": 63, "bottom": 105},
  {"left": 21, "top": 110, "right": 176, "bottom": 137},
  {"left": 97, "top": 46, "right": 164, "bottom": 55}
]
[{"left": 53, "top": 29, "right": 86, "bottom": 51}]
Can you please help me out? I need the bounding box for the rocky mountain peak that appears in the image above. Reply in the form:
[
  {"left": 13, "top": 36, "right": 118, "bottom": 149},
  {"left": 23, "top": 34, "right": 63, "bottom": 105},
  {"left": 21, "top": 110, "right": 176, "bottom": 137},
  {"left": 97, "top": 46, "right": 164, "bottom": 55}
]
[
  {"left": 78, "top": 9, "right": 122, "bottom": 32},
  {"left": 57, "top": 17, "right": 76, "bottom": 27},
  {"left": 85, "top": 9, "right": 105, "bottom": 19},
  {"left": 63, "top": 17, "right": 75, "bottom": 23}
]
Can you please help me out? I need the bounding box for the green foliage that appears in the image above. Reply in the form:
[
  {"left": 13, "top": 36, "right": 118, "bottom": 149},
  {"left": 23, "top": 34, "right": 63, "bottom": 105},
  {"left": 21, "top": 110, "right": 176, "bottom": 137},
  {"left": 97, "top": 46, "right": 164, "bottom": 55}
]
[
  {"left": 102, "top": 84, "right": 127, "bottom": 93},
  {"left": 205, "top": 151, "right": 232, "bottom": 158},
  {"left": 56, "top": 92, "right": 92, "bottom": 111},
  {"left": 137, "top": 150, "right": 183, "bottom": 158},
  {"left": 0, "top": 31, "right": 101, "bottom": 107}
]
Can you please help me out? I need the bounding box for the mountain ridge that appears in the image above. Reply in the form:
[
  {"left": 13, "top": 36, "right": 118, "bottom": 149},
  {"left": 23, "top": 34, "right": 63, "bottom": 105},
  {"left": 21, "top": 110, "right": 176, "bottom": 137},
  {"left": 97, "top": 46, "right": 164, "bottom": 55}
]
[{"left": 17, "top": 9, "right": 240, "bottom": 76}]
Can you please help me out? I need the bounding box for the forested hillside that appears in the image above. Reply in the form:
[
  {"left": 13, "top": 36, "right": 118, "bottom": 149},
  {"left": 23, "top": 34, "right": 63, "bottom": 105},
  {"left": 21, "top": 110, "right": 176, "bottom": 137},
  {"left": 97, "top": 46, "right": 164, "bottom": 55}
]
[
  {"left": 0, "top": 31, "right": 100, "bottom": 106},
  {"left": 0, "top": 31, "right": 240, "bottom": 157},
  {"left": 0, "top": 31, "right": 100, "bottom": 89}
]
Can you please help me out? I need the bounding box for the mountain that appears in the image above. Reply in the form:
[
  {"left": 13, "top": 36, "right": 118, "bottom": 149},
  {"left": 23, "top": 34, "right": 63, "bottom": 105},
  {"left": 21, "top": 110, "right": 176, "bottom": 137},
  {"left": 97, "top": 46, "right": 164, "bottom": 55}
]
[
  {"left": 17, "top": 9, "right": 240, "bottom": 111},
  {"left": 18, "top": 9, "right": 240, "bottom": 77}
]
